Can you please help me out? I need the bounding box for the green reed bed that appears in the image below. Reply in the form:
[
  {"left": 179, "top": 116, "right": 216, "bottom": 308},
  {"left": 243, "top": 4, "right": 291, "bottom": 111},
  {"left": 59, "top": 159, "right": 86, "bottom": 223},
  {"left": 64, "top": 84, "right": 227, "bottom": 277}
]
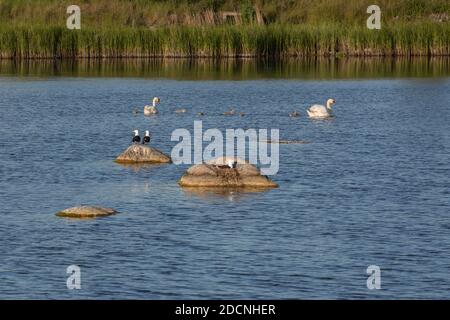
[{"left": 0, "top": 23, "right": 449, "bottom": 59}]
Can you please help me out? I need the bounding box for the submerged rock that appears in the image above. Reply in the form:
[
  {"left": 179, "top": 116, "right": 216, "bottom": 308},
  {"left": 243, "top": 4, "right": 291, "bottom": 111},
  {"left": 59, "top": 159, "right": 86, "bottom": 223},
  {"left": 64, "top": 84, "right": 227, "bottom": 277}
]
[
  {"left": 56, "top": 206, "right": 116, "bottom": 218},
  {"left": 265, "top": 139, "right": 309, "bottom": 144},
  {"left": 178, "top": 157, "right": 278, "bottom": 188},
  {"left": 115, "top": 144, "right": 172, "bottom": 164}
]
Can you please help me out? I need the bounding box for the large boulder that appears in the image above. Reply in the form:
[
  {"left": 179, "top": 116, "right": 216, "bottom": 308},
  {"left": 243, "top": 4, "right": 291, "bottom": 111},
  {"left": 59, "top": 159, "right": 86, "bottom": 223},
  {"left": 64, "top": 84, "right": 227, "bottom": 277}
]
[
  {"left": 178, "top": 157, "right": 278, "bottom": 188},
  {"left": 115, "top": 144, "right": 171, "bottom": 164},
  {"left": 56, "top": 206, "right": 116, "bottom": 218}
]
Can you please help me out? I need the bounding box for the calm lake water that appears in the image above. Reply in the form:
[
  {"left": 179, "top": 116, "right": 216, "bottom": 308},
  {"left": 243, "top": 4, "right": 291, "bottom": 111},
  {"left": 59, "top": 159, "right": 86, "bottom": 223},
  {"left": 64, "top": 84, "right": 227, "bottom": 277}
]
[{"left": 1, "top": 59, "right": 450, "bottom": 299}]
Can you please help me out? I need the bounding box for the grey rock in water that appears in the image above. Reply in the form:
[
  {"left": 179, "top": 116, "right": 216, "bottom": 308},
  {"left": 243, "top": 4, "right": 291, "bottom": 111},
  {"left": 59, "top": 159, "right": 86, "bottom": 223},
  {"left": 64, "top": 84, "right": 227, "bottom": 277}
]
[
  {"left": 56, "top": 206, "right": 116, "bottom": 218},
  {"left": 116, "top": 144, "right": 172, "bottom": 163},
  {"left": 178, "top": 157, "right": 278, "bottom": 188}
]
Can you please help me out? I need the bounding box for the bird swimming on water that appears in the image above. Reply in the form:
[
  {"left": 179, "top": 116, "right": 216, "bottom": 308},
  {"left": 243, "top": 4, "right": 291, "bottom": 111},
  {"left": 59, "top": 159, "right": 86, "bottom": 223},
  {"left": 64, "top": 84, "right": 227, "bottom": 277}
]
[
  {"left": 144, "top": 97, "right": 160, "bottom": 115},
  {"left": 132, "top": 130, "right": 141, "bottom": 143},
  {"left": 142, "top": 130, "right": 151, "bottom": 145},
  {"left": 306, "top": 98, "right": 336, "bottom": 119}
]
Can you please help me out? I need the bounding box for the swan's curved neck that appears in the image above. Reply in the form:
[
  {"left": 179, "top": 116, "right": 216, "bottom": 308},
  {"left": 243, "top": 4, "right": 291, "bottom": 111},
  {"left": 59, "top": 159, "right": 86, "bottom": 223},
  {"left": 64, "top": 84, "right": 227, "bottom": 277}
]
[{"left": 326, "top": 101, "right": 333, "bottom": 110}]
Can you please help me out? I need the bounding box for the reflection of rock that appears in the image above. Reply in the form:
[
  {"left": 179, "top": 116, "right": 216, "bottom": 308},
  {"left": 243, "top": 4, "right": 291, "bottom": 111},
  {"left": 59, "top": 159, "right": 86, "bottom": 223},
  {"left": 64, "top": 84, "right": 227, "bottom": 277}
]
[
  {"left": 178, "top": 157, "right": 278, "bottom": 188},
  {"left": 115, "top": 162, "right": 166, "bottom": 172},
  {"left": 115, "top": 144, "right": 171, "bottom": 164},
  {"left": 56, "top": 206, "right": 116, "bottom": 218},
  {"left": 182, "top": 187, "right": 273, "bottom": 201}
]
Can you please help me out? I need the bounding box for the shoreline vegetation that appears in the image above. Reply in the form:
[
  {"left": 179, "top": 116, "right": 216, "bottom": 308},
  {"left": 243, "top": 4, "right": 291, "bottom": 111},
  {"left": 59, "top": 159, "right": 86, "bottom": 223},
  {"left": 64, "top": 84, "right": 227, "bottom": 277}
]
[
  {"left": 0, "top": 24, "right": 449, "bottom": 59},
  {"left": 0, "top": 0, "right": 449, "bottom": 59}
]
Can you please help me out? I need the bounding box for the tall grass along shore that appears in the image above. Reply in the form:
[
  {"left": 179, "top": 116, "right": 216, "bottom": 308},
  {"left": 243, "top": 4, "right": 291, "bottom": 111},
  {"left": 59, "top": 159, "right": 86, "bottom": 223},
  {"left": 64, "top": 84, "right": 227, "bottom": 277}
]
[{"left": 0, "top": 0, "right": 449, "bottom": 59}]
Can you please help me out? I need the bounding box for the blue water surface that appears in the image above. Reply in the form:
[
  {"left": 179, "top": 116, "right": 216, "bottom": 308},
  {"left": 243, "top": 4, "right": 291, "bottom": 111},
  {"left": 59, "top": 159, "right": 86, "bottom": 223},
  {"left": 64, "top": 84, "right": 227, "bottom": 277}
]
[{"left": 0, "top": 74, "right": 449, "bottom": 299}]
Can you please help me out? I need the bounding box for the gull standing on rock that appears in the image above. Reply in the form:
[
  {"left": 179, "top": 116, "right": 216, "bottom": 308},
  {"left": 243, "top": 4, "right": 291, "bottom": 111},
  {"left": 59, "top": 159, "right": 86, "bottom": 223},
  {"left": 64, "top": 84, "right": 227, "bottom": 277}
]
[
  {"left": 132, "top": 130, "right": 141, "bottom": 143},
  {"left": 142, "top": 130, "right": 151, "bottom": 145}
]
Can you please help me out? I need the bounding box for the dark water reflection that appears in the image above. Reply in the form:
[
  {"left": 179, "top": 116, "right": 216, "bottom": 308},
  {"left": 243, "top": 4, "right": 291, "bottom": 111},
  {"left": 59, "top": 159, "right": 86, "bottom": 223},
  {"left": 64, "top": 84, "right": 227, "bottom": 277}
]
[
  {"left": 114, "top": 162, "right": 169, "bottom": 172},
  {"left": 181, "top": 187, "right": 276, "bottom": 202},
  {"left": 0, "top": 57, "right": 449, "bottom": 79}
]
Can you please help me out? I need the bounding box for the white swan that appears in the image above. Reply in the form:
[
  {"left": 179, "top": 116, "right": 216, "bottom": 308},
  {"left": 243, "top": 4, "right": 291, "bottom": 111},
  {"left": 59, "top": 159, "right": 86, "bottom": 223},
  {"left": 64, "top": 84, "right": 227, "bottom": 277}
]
[
  {"left": 144, "top": 97, "right": 160, "bottom": 115},
  {"left": 307, "top": 98, "right": 336, "bottom": 119}
]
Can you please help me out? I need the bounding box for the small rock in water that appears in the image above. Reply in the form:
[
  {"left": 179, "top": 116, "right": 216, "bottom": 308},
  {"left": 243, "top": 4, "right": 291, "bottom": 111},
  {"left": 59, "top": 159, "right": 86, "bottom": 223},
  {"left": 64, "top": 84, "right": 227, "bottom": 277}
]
[
  {"left": 115, "top": 144, "right": 172, "bottom": 163},
  {"left": 56, "top": 206, "right": 116, "bottom": 218}
]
